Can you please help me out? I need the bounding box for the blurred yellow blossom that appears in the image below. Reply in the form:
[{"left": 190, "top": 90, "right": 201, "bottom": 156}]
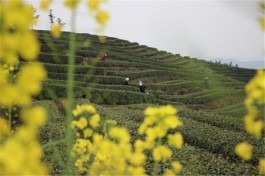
[
  {"left": 243, "top": 69, "right": 265, "bottom": 139},
  {"left": 168, "top": 132, "right": 184, "bottom": 149},
  {"left": 153, "top": 145, "right": 172, "bottom": 161},
  {"left": 171, "top": 161, "right": 183, "bottom": 174},
  {"left": 96, "top": 11, "right": 110, "bottom": 26},
  {"left": 109, "top": 127, "right": 130, "bottom": 143},
  {"left": 9, "top": 66, "right": 14, "bottom": 71},
  {"left": 88, "top": 0, "right": 100, "bottom": 10},
  {"left": 128, "top": 151, "right": 146, "bottom": 166},
  {"left": 89, "top": 114, "right": 100, "bottom": 128},
  {"left": 51, "top": 24, "right": 62, "bottom": 38},
  {"left": 77, "top": 117, "right": 88, "bottom": 129},
  {"left": 127, "top": 166, "right": 145, "bottom": 175},
  {"left": 259, "top": 158, "right": 265, "bottom": 175},
  {"left": 21, "top": 106, "right": 47, "bottom": 127},
  {"left": 73, "top": 104, "right": 96, "bottom": 116},
  {"left": 235, "top": 142, "right": 253, "bottom": 161},
  {"left": 84, "top": 128, "right": 93, "bottom": 138},
  {"left": 163, "top": 169, "right": 175, "bottom": 176},
  {"left": 260, "top": 18, "right": 265, "bottom": 30},
  {"left": 244, "top": 116, "right": 263, "bottom": 139},
  {"left": 64, "top": 0, "right": 81, "bottom": 9},
  {"left": 0, "top": 118, "right": 9, "bottom": 137},
  {"left": 0, "top": 107, "right": 48, "bottom": 175},
  {"left": 40, "top": 0, "right": 52, "bottom": 11},
  {"left": 0, "top": 62, "right": 46, "bottom": 107}
]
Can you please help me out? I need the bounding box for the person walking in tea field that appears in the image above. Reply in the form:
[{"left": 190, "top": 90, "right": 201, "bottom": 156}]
[
  {"left": 100, "top": 53, "right": 108, "bottom": 61},
  {"left": 138, "top": 80, "right": 147, "bottom": 93},
  {"left": 124, "top": 77, "right": 129, "bottom": 85}
]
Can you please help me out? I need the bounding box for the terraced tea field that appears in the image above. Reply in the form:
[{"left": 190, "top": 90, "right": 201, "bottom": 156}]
[{"left": 35, "top": 30, "right": 264, "bottom": 175}]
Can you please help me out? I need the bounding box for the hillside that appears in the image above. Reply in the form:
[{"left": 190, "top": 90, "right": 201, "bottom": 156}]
[{"left": 34, "top": 30, "right": 264, "bottom": 175}]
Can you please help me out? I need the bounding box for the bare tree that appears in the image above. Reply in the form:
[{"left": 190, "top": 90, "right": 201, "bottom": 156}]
[
  {"left": 56, "top": 18, "right": 66, "bottom": 26},
  {"left": 48, "top": 9, "right": 55, "bottom": 29},
  {"left": 30, "top": 6, "right": 39, "bottom": 29}
]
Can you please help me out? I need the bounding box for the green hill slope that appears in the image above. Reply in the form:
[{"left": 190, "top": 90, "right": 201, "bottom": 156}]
[{"left": 34, "top": 30, "right": 264, "bottom": 175}]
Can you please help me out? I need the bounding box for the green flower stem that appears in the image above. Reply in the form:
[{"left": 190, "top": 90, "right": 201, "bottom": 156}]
[
  {"left": 65, "top": 8, "right": 77, "bottom": 175},
  {"left": 152, "top": 139, "right": 161, "bottom": 176},
  {"left": 152, "top": 161, "right": 159, "bottom": 176},
  {"left": 8, "top": 106, "right": 12, "bottom": 135}
]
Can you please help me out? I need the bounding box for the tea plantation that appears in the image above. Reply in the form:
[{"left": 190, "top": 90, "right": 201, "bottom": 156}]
[{"left": 33, "top": 30, "right": 264, "bottom": 175}]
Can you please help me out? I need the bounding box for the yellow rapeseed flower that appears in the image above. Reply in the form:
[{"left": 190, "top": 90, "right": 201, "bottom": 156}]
[
  {"left": 153, "top": 145, "right": 172, "bottom": 161},
  {"left": 171, "top": 161, "right": 183, "bottom": 174},
  {"left": 9, "top": 66, "right": 14, "bottom": 71},
  {"left": 51, "top": 24, "right": 62, "bottom": 38},
  {"left": 235, "top": 142, "right": 253, "bottom": 161},
  {"left": 64, "top": 0, "right": 81, "bottom": 9},
  {"left": 77, "top": 117, "right": 88, "bottom": 129},
  {"left": 164, "top": 115, "right": 182, "bottom": 128},
  {"left": 259, "top": 158, "right": 265, "bottom": 175},
  {"left": 244, "top": 116, "right": 263, "bottom": 139},
  {"left": 109, "top": 127, "right": 130, "bottom": 143},
  {"left": 128, "top": 151, "right": 146, "bottom": 166},
  {"left": 19, "top": 32, "right": 40, "bottom": 61},
  {"left": 163, "top": 169, "right": 175, "bottom": 176},
  {"left": 84, "top": 128, "right": 93, "bottom": 138},
  {"left": 96, "top": 11, "right": 110, "bottom": 26},
  {"left": 21, "top": 106, "right": 47, "bottom": 126},
  {"left": 0, "top": 118, "right": 9, "bottom": 137},
  {"left": 40, "top": 0, "right": 52, "bottom": 11},
  {"left": 168, "top": 132, "right": 184, "bottom": 149},
  {"left": 88, "top": 0, "right": 100, "bottom": 10},
  {"left": 73, "top": 104, "right": 96, "bottom": 116},
  {"left": 127, "top": 166, "right": 145, "bottom": 176},
  {"left": 89, "top": 114, "right": 100, "bottom": 128}
]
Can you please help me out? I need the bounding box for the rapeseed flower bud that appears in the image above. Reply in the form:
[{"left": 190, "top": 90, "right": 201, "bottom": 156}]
[{"left": 235, "top": 142, "right": 253, "bottom": 161}]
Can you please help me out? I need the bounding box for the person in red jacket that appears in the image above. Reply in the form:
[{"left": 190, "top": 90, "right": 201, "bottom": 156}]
[{"left": 100, "top": 53, "right": 108, "bottom": 61}]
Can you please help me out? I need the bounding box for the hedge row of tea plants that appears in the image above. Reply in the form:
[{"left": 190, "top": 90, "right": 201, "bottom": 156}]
[
  {"left": 47, "top": 73, "right": 124, "bottom": 84},
  {"left": 179, "top": 108, "right": 245, "bottom": 132},
  {"left": 179, "top": 117, "right": 265, "bottom": 165},
  {"left": 38, "top": 83, "right": 155, "bottom": 105},
  {"left": 43, "top": 63, "right": 105, "bottom": 75},
  {"left": 44, "top": 79, "right": 139, "bottom": 92}
]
